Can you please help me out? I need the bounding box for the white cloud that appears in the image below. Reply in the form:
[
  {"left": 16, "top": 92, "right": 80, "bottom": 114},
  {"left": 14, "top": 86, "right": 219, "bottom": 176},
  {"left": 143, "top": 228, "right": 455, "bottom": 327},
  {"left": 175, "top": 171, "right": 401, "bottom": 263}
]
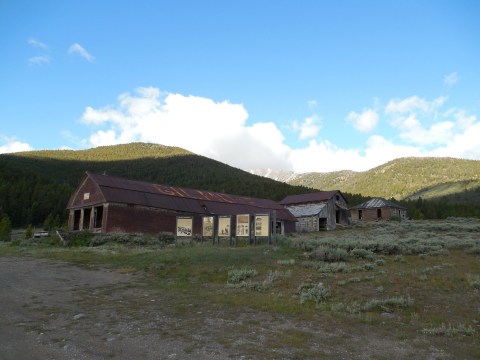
[
  {"left": 68, "top": 43, "right": 95, "bottom": 62},
  {"left": 289, "top": 140, "right": 365, "bottom": 172},
  {"left": 307, "top": 100, "right": 318, "bottom": 108},
  {"left": 429, "top": 116, "right": 480, "bottom": 159},
  {"left": 288, "top": 136, "right": 423, "bottom": 173},
  {"left": 28, "top": 55, "right": 51, "bottom": 65},
  {"left": 298, "top": 116, "right": 321, "bottom": 140},
  {"left": 79, "top": 88, "right": 480, "bottom": 173},
  {"left": 0, "top": 136, "right": 33, "bottom": 154},
  {"left": 81, "top": 87, "right": 292, "bottom": 170},
  {"left": 346, "top": 109, "right": 379, "bottom": 132},
  {"left": 386, "top": 96, "right": 456, "bottom": 146},
  {"left": 386, "top": 96, "right": 430, "bottom": 114},
  {"left": 27, "top": 38, "right": 48, "bottom": 50},
  {"left": 444, "top": 72, "right": 459, "bottom": 86}
]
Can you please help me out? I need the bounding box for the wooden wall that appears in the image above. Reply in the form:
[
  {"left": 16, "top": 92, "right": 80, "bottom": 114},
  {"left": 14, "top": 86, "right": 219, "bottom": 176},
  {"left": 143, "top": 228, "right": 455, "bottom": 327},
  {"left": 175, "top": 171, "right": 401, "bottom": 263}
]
[{"left": 350, "top": 207, "right": 407, "bottom": 222}]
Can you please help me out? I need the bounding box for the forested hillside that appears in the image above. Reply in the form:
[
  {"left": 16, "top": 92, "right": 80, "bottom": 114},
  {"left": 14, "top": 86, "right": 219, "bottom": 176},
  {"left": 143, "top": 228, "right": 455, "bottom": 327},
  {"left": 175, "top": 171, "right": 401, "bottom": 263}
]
[
  {"left": 288, "top": 157, "right": 480, "bottom": 200},
  {"left": 1, "top": 143, "right": 480, "bottom": 229},
  {"left": 0, "top": 143, "right": 314, "bottom": 228}
]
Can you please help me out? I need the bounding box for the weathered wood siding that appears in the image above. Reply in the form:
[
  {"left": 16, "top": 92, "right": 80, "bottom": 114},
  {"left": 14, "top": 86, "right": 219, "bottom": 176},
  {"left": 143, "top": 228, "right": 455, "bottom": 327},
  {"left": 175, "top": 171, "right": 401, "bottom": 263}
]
[
  {"left": 296, "top": 216, "right": 319, "bottom": 232},
  {"left": 106, "top": 203, "right": 186, "bottom": 235},
  {"left": 350, "top": 207, "right": 407, "bottom": 222}
]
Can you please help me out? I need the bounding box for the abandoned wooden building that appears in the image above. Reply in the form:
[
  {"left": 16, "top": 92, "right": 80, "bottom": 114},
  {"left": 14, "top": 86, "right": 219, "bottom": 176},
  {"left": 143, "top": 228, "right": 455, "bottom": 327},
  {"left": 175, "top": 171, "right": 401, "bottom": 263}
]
[
  {"left": 350, "top": 198, "right": 407, "bottom": 222},
  {"left": 279, "top": 191, "right": 350, "bottom": 231},
  {"left": 66, "top": 171, "right": 297, "bottom": 236}
]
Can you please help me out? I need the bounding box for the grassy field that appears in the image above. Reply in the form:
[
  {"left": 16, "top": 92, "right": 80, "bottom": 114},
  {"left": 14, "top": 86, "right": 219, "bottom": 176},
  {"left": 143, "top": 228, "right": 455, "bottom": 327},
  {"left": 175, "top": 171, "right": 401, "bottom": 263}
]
[{"left": 1, "top": 218, "right": 479, "bottom": 359}]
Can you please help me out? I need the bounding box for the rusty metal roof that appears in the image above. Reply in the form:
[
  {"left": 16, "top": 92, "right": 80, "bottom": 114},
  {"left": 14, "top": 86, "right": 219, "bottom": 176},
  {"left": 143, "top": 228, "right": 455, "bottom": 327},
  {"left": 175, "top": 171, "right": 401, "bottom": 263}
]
[
  {"left": 279, "top": 191, "right": 343, "bottom": 205},
  {"left": 351, "top": 198, "right": 406, "bottom": 210},
  {"left": 76, "top": 171, "right": 297, "bottom": 221}
]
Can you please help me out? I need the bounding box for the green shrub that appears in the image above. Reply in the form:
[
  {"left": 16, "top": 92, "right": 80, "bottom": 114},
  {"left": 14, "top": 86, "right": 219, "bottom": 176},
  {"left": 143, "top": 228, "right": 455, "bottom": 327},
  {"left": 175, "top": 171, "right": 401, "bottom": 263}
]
[
  {"left": 308, "top": 246, "right": 349, "bottom": 262},
  {"left": 350, "top": 248, "right": 375, "bottom": 260},
  {"left": 316, "top": 262, "right": 349, "bottom": 273},
  {"left": 277, "top": 259, "right": 295, "bottom": 265},
  {"left": 227, "top": 268, "right": 258, "bottom": 284},
  {"left": 66, "top": 231, "right": 92, "bottom": 247},
  {"left": 467, "top": 245, "right": 480, "bottom": 255},
  {"left": 0, "top": 216, "right": 12, "bottom": 241},
  {"left": 25, "top": 225, "right": 33, "bottom": 239},
  {"left": 298, "top": 283, "right": 331, "bottom": 307},
  {"left": 361, "top": 295, "right": 414, "bottom": 312},
  {"left": 422, "top": 323, "right": 476, "bottom": 337}
]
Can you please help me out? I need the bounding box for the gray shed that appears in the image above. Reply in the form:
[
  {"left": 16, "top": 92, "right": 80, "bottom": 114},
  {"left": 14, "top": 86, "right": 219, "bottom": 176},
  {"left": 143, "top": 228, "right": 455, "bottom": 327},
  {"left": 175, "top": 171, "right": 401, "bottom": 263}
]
[{"left": 279, "top": 191, "right": 350, "bottom": 231}]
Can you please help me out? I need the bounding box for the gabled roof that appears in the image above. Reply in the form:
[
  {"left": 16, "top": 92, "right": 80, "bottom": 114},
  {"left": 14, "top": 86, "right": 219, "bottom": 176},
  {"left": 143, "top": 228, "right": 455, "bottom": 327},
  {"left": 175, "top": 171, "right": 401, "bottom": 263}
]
[
  {"left": 351, "top": 198, "right": 406, "bottom": 210},
  {"left": 68, "top": 171, "right": 297, "bottom": 221},
  {"left": 286, "top": 203, "right": 327, "bottom": 218},
  {"left": 279, "top": 190, "right": 344, "bottom": 205}
]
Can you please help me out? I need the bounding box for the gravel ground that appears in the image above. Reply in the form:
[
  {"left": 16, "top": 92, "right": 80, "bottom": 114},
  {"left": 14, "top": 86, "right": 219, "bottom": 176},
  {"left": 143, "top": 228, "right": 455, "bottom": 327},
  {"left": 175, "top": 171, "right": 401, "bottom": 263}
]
[{"left": 0, "top": 257, "right": 231, "bottom": 360}]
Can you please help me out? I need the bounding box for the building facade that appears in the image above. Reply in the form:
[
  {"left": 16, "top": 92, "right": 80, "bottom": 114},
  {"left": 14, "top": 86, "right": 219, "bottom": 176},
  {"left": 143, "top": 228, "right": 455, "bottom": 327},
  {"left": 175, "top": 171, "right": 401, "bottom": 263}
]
[
  {"left": 350, "top": 198, "right": 407, "bottom": 222},
  {"left": 67, "top": 171, "right": 297, "bottom": 236},
  {"left": 279, "top": 191, "right": 350, "bottom": 231}
]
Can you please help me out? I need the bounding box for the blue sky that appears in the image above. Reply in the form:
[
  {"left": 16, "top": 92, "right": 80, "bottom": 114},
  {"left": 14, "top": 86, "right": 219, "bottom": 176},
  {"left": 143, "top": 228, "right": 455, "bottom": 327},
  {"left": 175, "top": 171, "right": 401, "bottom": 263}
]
[{"left": 1, "top": 0, "right": 479, "bottom": 172}]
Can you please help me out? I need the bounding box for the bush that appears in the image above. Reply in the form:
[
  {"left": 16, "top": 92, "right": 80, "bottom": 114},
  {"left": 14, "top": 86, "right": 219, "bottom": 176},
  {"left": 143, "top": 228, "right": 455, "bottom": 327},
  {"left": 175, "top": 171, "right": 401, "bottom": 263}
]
[
  {"left": 65, "top": 231, "right": 93, "bottom": 247},
  {"left": 350, "top": 248, "right": 375, "bottom": 260},
  {"left": 361, "top": 295, "right": 414, "bottom": 312},
  {"left": 298, "top": 283, "right": 331, "bottom": 307},
  {"left": 308, "top": 246, "right": 349, "bottom": 262},
  {"left": 0, "top": 216, "right": 12, "bottom": 241},
  {"left": 422, "top": 323, "right": 476, "bottom": 337},
  {"left": 25, "top": 225, "right": 33, "bottom": 239},
  {"left": 227, "top": 268, "right": 258, "bottom": 284}
]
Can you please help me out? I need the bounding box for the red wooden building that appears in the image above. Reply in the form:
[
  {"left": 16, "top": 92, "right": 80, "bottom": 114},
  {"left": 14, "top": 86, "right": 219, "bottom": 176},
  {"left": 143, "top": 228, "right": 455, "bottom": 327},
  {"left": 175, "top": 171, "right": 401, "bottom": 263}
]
[{"left": 66, "top": 171, "right": 297, "bottom": 236}]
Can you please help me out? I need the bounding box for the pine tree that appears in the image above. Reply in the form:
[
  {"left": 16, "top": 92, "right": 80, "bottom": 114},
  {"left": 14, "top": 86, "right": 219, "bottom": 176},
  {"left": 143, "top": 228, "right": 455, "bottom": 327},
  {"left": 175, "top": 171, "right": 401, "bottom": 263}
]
[{"left": 0, "top": 215, "right": 12, "bottom": 241}]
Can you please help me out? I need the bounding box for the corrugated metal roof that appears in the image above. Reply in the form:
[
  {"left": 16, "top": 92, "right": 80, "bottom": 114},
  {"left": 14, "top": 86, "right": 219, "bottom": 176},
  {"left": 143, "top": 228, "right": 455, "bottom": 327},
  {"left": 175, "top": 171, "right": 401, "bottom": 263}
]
[
  {"left": 279, "top": 191, "right": 341, "bottom": 205},
  {"left": 75, "top": 171, "right": 297, "bottom": 221},
  {"left": 351, "top": 198, "right": 406, "bottom": 210},
  {"left": 286, "top": 203, "right": 327, "bottom": 217}
]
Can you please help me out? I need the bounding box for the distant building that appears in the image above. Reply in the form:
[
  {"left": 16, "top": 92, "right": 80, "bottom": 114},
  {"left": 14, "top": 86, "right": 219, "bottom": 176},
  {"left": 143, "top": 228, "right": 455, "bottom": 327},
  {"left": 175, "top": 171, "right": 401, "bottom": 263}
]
[
  {"left": 279, "top": 191, "right": 350, "bottom": 231},
  {"left": 350, "top": 198, "right": 407, "bottom": 222},
  {"left": 66, "top": 171, "right": 297, "bottom": 236}
]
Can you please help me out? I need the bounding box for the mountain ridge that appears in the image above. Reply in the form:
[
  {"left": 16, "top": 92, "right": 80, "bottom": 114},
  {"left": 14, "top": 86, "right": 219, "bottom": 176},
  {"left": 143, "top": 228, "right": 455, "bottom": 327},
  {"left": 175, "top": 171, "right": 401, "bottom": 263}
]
[{"left": 250, "top": 156, "right": 480, "bottom": 201}]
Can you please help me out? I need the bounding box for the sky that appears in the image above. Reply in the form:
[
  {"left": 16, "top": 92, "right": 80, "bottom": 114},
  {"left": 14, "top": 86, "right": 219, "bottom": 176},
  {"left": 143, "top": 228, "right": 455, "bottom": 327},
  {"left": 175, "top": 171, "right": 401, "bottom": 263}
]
[{"left": 1, "top": 0, "right": 480, "bottom": 173}]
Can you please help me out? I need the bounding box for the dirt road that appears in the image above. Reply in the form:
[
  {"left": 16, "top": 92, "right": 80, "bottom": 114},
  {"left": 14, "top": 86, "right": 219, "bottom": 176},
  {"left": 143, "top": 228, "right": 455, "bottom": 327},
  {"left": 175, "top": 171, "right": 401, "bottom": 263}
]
[{"left": 0, "top": 257, "right": 230, "bottom": 360}]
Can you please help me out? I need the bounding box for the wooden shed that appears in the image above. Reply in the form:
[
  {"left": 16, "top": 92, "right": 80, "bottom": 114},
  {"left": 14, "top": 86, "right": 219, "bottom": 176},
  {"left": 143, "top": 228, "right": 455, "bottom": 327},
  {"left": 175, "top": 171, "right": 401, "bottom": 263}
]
[
  {"left": 350, "top": 198, "right": 407, "bottom": 222},
  {"left": 279, "top": 191, "right": 350, "bottom": 231},
  {"left": 66, "top": 171, "right": 297, "bottom": 236}
]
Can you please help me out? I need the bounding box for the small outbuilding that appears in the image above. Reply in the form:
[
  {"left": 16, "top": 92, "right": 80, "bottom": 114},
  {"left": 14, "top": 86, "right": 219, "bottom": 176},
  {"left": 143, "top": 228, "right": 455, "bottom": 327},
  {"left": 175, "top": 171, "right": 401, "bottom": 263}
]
[
  {"left": 66, "top": 171, "right": 297, "bottom": 236},
  {"left": 350, "top": 198, "right": 407, "bottom": 222},
  {"left": 279, "top": 191, "right": 350, "bottom": 231}
]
